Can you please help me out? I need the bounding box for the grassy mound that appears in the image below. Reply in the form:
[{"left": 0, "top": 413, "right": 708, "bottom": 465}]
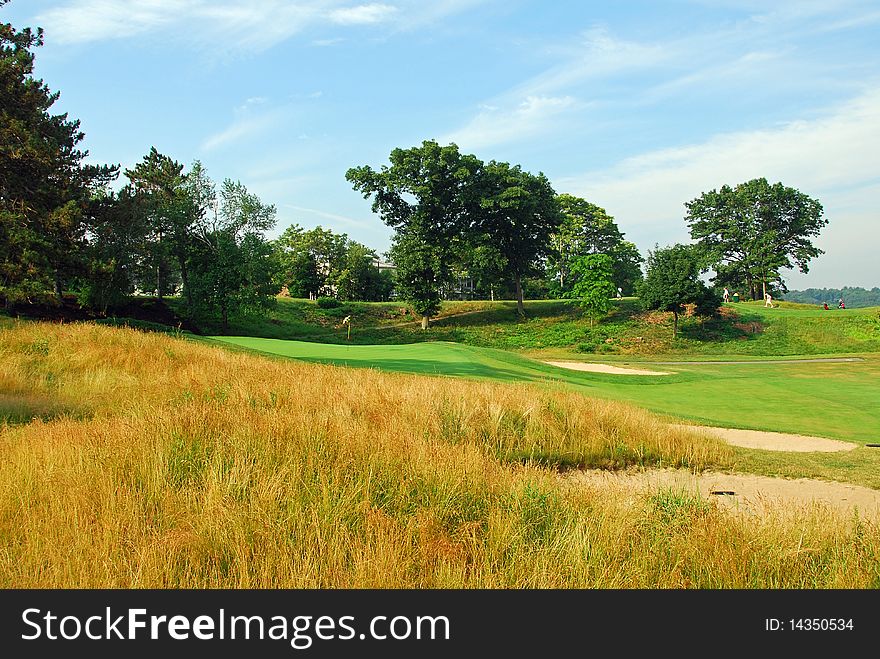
[
  {"left": 176, "top": 296, "right": 880, "bottom": 357},
  {"left": 2, "top": 322, "right": 879, "bottom": 588}
]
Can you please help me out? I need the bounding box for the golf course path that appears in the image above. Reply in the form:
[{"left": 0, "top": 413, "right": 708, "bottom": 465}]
[
  {"left": 543, "top": 361, "right": 670, "bottom": 376},
  {"left": 567, "top": 468, "right": 880, "bottom": 517},
  {"left": 674, "top": 424, "right": 858, "bottom": 452}
]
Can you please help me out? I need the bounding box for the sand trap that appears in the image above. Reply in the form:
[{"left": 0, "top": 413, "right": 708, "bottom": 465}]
[
  {"left": 566, "top": 468, "right": 880, "bottom": 517},
  {"left": 544, "top": 361, "right": 671, "bottom": 376},
  {"left": 674, "top": 424, "right": 858, "bottom": 452}
]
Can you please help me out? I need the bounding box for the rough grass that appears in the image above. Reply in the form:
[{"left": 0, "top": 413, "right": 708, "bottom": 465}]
[{"left": 1, "top": 321, "right": 879, "bottom": 588}]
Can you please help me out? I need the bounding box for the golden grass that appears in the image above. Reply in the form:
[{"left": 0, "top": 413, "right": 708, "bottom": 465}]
[{"left": 1, "top": 321, "right": 878, "bottom": 588}]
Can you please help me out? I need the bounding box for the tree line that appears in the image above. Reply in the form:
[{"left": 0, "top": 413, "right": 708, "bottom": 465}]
[{"left": 781, "top": 287, "right": 880, "bottom": 308}]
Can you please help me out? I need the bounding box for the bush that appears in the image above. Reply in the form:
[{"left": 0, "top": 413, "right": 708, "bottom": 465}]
[{"left": 316, "top": 296, "right": 340, "bottom": 309}]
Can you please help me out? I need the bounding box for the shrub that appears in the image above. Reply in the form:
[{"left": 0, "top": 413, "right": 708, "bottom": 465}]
[{"left": 316, "top": 296, "right": 340, "bottom": 309}]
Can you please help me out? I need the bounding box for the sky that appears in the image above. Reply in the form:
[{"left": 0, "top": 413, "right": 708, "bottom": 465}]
[{"left": 4, "top": 0, "right": 879, "bottom": 289}]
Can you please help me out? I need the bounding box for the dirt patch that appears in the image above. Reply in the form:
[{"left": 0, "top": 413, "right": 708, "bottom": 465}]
[
  {"left": 566, "top": 468, "right": 880, "bottom": 517},
  {"left": 674, "top": 424, "right": 858, "bottom": 452},
  {"left": 544, "top": 361, "right": 671, "bottom": 376}
]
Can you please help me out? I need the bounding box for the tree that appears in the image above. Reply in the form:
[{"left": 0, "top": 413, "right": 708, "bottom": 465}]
[
  {"left": 187, "top": 179, "right": 277, "bottom": 331},
  {"left": 387, "top": 230, "right": 443, "bottom": 327},
  {"left": 275, "top": 224, "right": 349, "bottom": 299},
  {"left": 608, "top": 240, "right": 644, "bottom": 296},
  {"left": 477, "top": 161, "right": 561, "bottom": 317},
  {"left": 347, "top": 140, "right": 482, "bottom": 329},
  {"left": 124, "top": 148, "right": 195, "bottom": 302},
  {"left": 77, "top": 187, "right": 147, "bottom": 314},
  {"left": 334, "top": 241, "right": 380, "bottom": 302},
  {"left": 1, "top": 4, "right": 117, "bottom": 305},
  {"left": 685, "top": 178, "right": 827, "bottom": 300},
  {"left": 549, "top": 194, "right": 642, "bottom": 297},
  {"left": 638, "top": 244, "right": 716, "bottom": 338},
  {"left": 570, "top": 253, "right": 616, "bottom": 327}
]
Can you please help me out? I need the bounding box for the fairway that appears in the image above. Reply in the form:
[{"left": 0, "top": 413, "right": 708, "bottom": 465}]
[{"left": 209, "top": 336, "right": 880, "bottom": 445}]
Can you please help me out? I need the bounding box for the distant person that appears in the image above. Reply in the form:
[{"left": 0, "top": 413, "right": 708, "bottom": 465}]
[
  {"left": 616, "top": 287, "right": 623, "bottom": 299},
  {"left": 823, "top": 302, "right": 829, "bottom": 310},
  {"left": 838, "top": 298, "right": 845, "bottom": 309},
  {"left": 723, "top": 287, "right": 730, "bottom": 303},
  {"left": 764, "top": 292, "right": 774, "bottom": 308}
]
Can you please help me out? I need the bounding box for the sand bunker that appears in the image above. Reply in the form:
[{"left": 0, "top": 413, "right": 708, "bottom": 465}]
[
  {"left": 544, "top": 361, "right": 671, "bottom": 376},
  {"left": 674, "top": 424, "right": 858, "bottom": 452},
  {"left": 567, "top": 468, "right": 880, "bottom": 517}
]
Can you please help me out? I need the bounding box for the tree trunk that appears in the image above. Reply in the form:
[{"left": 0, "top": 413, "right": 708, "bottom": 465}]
[
  {"left": 53, "top": 274, "right": 63, "bottom": 302},
  {"left": 179, "top": 254, "right": 192, "bottom": 310},
  {"left": 421, "top": 315, "right": 429, "bottom": 330},
  {"left": 490, "top": 285, "right": 494, "bottom": 302},
  {"left": 673, "top": 310, "right": 678, "bottom": 338},
  {"left": 222, "top": 304, "right": 229, "bottom": 334},
  {"left": 515, "top": 273, "right": 525, "bottom": 318}
]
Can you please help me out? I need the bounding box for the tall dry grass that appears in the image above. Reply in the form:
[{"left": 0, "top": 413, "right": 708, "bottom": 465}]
[{"left": 1, "top": 321, "right": 878, "bottom": 588}]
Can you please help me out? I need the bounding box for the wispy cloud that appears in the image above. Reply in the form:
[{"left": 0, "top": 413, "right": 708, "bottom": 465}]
[
  {"left": 443, "top": 95, "right": 580, "bottom": 151},
  {"left": 284, "top": 204, "right": 371, "bottom": 228},
  {"left": 200, "top": 97, "right": 284, "bottom": 152},
  {"left": 328, "top": 3, "right": 397, "bottom": 25},
  {"left": 36, "top": 0, "right": 487, "bottom": 51},
  {"left": 517, "top": 27, "right": 670, "bottom": 97}
]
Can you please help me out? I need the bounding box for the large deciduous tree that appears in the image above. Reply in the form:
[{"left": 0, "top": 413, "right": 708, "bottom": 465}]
[
  {"left": 685, "top": 178, "right": 827, "bottom": 300},
  {"left": 187, "top": 179, "right": 277, "bottom": 331},
  {"left": 477, "top": 162, "right": 561, "bottom": 317},
  {"left": 638, "top": 244, "right": 716, "bottom": 338},
  {"left": 549, "top": 194, "right": 643, "bottom": 297},
  {"left": 346, "top": 140, "right": 482, "bottom": 329}
]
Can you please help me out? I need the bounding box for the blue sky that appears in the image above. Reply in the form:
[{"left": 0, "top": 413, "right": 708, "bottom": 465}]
[{"left": 5, "top": 0, "right": 879, "bottom": 288}]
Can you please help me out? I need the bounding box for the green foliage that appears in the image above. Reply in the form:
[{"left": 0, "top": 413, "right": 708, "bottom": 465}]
[
  {"left": 186, "top": 180, "right": 278, "bottom": 331},
  {"left": 549, "top": 194, "right": 643, "bottom": 298},
  {"left": 686, "top": 178, "right": 827, "bottom": 300},
  {"left": 639, "top": 244, "right": 716, "bottom": 337},
  {"left": 347, "top": 140, "right": 483, "bottom": 326},
  {"left": 477, "top": 162, "right": 562, "bottom": 316},
  {"left": 570, "top": 253, "right": 616, "bottom": 326},
  {"left": 316, "top": 296, "right": 340, "bottom": 309},
  {"left": 0, "top": 9, "right": 118, "bottom": 305}
]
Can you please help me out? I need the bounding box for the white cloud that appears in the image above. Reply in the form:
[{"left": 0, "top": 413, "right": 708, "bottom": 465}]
[
  {"left": 36, "top": 0, "right": 481, "bottom": 51},
  {"left": 327, "top": 4, "right": 397, "bottom": 25},
  {"left": 555, "top": 87, "right": 880, "bottom": 287},
  {"left": 517, "top": 27, "right": 669, "bottom": 98},
  {"left": 444, "top": 95, "right": 580, "bottom": 151},
  {"left": 200, "top": 98, "right": 286, "bottom": 152},
  {"left": 201, "top": 118, "right": 271, "bottom": 151},
  {"left": 284, "top": 205, "right": 371, "bottom": 228},
  {"left": 39, "top": 0, "right": 186, "bottom": 43}
]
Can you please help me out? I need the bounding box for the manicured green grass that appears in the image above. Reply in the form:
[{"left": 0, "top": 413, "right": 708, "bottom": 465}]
[{"left": 208, "top": 336, "right": 880, "bottom": 446}]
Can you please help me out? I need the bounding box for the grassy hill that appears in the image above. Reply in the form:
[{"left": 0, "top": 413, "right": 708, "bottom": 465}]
[
  {"left": 3, "top": 321, "right": 880, "bottom": 588},
  {"left": 183, "top": 296, "right": 880, "bottom": 358}
]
